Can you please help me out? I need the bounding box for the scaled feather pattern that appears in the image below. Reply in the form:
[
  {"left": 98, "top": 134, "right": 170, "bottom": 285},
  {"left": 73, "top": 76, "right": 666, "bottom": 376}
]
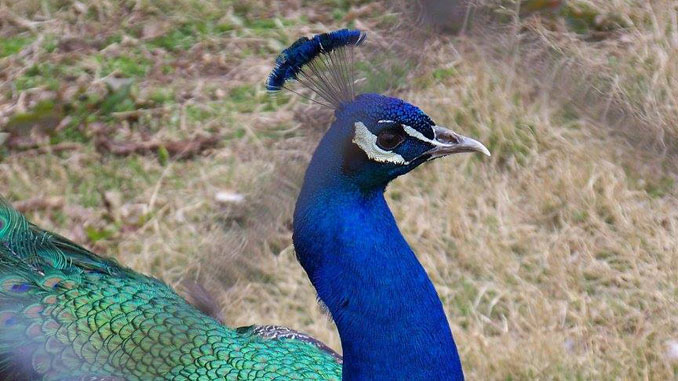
[{"left": 0, "top": 198, "right": 342, "bottom": 380}]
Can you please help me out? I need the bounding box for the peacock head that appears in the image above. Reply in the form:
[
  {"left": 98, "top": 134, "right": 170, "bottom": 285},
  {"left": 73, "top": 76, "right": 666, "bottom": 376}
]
[
  {"left": 267, "top": 29, "right": 489, "bottom": 190},
  {"left": 333, "top": 93, "right": 489, "bottom": 188}
]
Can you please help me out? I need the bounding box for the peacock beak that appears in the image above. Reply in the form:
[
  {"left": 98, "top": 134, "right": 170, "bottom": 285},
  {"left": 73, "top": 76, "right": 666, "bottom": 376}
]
[{"left": 426, "top": 125, "right": 491, "bottom": 159}]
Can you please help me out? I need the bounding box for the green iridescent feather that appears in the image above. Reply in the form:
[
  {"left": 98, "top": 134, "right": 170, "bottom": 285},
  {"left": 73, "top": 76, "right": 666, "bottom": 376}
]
[{"left": 0, "top": 198, "right": 341, "bottom": 380}]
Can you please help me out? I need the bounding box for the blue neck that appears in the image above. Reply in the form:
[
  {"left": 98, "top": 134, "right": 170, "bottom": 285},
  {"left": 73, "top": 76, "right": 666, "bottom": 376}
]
[{"left": 293, "top": 119, "right": 464, "bottom": 380}]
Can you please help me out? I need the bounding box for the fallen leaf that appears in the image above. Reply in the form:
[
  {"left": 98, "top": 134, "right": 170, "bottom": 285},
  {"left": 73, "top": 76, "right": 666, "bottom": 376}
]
[{"left": 95, "top": 134, "right": 221, "bottom": 159}]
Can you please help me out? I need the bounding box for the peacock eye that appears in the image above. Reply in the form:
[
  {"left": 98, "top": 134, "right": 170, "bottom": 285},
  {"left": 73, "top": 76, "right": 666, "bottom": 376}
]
[{"left": 376, "top": 128, "right": 405, "bottom": 151}]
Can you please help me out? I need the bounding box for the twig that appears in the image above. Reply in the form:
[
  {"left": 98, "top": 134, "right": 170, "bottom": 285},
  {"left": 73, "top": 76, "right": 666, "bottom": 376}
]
[
  {"left": 12, "top": 142, "right": 83, "bottom": 156},
  {"left": 15, "top": 196, "right": 65, "bottom": 213},
  {"left": 110, "top": 107, "right": 168, "bottom": 120},
  {"left": 94, "top": 134, "right": 221, "bottom": 159}
]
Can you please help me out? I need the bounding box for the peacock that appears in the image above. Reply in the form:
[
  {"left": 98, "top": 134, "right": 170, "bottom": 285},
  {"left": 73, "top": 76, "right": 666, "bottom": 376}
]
[{"left": 0, "top": 29, "right": 490, "bottom": 380}]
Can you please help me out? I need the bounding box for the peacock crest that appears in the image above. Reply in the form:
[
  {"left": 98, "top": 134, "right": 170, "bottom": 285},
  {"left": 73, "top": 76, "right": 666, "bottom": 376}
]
[{"left": 267, "top": 29, "right": 366, "bottom": 108}]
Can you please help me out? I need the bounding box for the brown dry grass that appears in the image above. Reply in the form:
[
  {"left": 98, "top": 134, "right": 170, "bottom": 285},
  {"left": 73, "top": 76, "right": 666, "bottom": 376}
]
[{"left": 1, "top": 0, "right": 678, "bottom": 379}]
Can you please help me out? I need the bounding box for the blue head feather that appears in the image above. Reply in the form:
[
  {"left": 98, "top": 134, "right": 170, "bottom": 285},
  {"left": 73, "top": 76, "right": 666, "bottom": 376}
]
[{"left": 267, "top": 29, "right": 366, "bottom": 107}]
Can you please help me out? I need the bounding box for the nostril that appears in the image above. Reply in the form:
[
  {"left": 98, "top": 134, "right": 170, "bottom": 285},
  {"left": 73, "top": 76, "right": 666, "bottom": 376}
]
[
  {"left": 438, "top": 131, "right": 460, "bottom": 145},
  {"left": 432, "top": 126, "right": 461, "bottom": 145},
  {"left": 447, "top": 134, "right": 460, "bottom": 145}
]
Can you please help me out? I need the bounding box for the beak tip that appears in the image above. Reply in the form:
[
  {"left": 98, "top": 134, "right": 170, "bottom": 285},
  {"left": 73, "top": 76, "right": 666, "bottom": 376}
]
[{"left": 464, "top": 137, "right": 491, "bottom": 157}]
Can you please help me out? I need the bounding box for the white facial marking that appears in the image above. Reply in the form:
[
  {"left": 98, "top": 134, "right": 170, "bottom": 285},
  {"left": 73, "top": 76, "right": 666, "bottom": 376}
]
[
  {"left": 402, "top": 125, "right": 448, "bottom": 146},
  {"left": 352, "top": 122, "right": 409, "bottom": 165}
]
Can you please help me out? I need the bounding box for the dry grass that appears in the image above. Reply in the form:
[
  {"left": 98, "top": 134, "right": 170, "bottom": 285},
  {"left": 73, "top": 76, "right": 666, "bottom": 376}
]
[{"left": 1, "top": 0, "right": 678, "bottom": 379}]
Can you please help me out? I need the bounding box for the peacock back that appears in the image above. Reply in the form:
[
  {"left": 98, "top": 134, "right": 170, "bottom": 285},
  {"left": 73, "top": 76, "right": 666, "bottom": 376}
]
[{"left": 0, "top": 198, "right": 341, "bottom": 380}]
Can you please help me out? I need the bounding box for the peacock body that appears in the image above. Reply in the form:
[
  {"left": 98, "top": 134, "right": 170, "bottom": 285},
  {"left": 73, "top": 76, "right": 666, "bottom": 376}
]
[
  {"left": 0, "top": 199, "right": 341, "bottom": 380},
  {"left": 1, "top": 29, "right": 490, "bottom": 380}
]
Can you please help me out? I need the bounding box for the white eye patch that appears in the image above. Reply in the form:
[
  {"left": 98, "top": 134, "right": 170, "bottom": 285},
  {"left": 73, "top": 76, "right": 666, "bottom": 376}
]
[
  {"left": 402, "top": 124, "right": 447, "bottom": 146},
  {"left": 352, "top": 122, "right": 409, "bottom": 165}
]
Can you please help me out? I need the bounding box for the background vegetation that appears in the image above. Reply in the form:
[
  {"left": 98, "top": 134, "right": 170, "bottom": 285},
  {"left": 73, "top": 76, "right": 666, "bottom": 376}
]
[{"left": 1, "top": 0, "right": 677, "bottom": 378}]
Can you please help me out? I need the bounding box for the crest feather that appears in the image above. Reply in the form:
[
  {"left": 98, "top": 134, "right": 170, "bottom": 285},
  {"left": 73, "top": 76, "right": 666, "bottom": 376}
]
[{"left": 267, "top": 29, "right": 366, "bottom": 108}]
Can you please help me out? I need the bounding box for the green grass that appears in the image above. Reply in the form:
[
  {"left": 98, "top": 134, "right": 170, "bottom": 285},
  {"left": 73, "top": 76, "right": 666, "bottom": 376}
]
[
  {"left": 96, "top": 54, "right": 151, "bottom": 77},
  {"left": 0, "top": 35, "right": 34, "bottom": 57},
  {"left": 145, "top": 20, "right": 236, "bottom": 51},
  {"left": 432, "top": 67, "right": 458, "bottom": 81},
  {"left": 14, "top": 63, "right": 61, "bottom": 91}
]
